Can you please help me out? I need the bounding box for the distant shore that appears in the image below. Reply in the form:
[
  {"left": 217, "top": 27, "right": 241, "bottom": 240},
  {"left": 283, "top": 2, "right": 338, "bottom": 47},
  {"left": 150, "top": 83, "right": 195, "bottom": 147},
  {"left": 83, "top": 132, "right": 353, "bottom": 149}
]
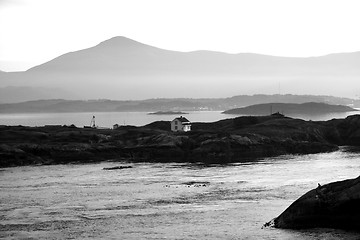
[
  {"left": 1, "top": 114, "right": 360, "bottom": 168},
  {"left": 1, "top": 95, "right": 360, "bottom": 113},
  {"left": 148, "top": 111, "right": 188, "bottom": 115}
]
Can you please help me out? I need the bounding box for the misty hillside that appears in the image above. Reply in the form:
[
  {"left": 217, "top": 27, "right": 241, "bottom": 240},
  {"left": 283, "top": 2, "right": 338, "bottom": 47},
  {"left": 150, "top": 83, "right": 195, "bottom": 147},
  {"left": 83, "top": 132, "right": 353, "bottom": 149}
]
[
  {"left": 0, "top": 36, "right": 359, "bottom": 101},
  {"left": 0, "top": 86, "right": 77, "bottom": 103},
  {"left": 0, "top": 94, "right": 359, "bottom": 113}
]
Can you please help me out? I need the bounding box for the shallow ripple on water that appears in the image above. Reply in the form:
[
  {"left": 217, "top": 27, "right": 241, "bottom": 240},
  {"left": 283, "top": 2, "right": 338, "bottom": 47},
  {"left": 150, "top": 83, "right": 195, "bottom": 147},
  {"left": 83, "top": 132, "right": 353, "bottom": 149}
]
[{"left": 1, "top": 149, "right": 360, "bottom": 239}]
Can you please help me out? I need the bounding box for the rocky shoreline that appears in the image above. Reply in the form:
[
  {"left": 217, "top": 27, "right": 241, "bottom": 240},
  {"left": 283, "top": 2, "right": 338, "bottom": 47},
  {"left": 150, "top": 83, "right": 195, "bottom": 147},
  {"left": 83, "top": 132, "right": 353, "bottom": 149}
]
[
  {"left": 1, "top": 114, "right": 360, "bottom": 168},
  {"left": 266, "top": 175, "right": 360, "bottom": 231}
]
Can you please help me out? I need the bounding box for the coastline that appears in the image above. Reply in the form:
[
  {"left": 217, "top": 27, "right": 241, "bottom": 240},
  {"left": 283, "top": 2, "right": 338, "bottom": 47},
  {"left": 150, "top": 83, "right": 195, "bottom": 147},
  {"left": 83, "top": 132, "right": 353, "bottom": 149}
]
[{"left": 1, "top": 114, "right": 360, "bottom": 168}]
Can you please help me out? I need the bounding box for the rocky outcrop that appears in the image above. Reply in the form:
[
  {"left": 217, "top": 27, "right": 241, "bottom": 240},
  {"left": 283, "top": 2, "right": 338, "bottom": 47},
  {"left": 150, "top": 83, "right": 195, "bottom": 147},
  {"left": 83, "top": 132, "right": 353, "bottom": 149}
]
[
  {"left": 328, "top": 115, "right": 360, "bottom": 145},
  {"left": 270, "top": 176, "right": 360, "bottom": 230},
  {"left": 103, "top": 166, "right": 132, "bottom": 170},
  {"left": 1, "top": 115, "right": 360, "bottom": 167}
]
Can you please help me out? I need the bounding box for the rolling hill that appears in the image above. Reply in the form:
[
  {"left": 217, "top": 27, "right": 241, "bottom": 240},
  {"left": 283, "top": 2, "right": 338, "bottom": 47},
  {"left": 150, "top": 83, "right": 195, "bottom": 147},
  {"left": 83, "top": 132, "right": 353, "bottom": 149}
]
[{"left": 0, "top": 95, "right": 359, "bottom": 113}]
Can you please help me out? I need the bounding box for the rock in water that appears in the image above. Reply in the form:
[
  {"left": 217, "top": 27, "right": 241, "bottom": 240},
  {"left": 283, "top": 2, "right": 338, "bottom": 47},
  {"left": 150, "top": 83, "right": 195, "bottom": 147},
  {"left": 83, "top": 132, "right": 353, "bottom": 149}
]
[
  {"left": 272, "top": 175, "right": 360, "bottom": 230},
  {"left": 103, "top": 166, "right": 132, "bottom": 170}
]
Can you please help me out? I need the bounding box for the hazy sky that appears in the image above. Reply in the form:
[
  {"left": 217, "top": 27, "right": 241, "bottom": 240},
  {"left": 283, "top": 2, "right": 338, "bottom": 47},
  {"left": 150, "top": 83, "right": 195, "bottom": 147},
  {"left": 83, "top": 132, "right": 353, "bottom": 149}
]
[{"left": 1, "top": 0, "right": 360, "bottom": 71}]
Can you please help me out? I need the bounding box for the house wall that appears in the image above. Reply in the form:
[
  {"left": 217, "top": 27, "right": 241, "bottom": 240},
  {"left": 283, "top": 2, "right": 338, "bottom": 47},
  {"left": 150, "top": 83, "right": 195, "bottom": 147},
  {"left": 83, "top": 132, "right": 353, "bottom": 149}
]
[
  {"left": 171, "top": 120, "right": 182, "bottom": 132},
  {"left": 171, "top": 120, "right": 191, "bottom": 132}
]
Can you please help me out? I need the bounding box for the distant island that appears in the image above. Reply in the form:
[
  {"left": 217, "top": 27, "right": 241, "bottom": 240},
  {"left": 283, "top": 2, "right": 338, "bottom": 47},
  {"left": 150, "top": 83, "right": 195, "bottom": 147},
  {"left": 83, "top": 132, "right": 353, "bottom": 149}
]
[
  {"left": 148, "top": 111, "right": 188, "bottom": 115},
  {"left": 223, "top": 102, "right": 358, "bottom": 115}
]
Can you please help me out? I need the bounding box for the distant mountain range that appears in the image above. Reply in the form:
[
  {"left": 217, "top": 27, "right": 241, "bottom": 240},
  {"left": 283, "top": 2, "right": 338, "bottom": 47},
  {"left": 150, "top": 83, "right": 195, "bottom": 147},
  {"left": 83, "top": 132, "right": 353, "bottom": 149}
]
[
  {"left": 0, "top": 94, "right": 359, "bottom": 113},
  {"left": 0, "top": 86, "right": 77, "bottom": 103},
  {"left": 223, "top": 102, "right": 358, "bottom": 115},
  {"left": 0, "top": 36, "right": 359, "bottom": 102}
]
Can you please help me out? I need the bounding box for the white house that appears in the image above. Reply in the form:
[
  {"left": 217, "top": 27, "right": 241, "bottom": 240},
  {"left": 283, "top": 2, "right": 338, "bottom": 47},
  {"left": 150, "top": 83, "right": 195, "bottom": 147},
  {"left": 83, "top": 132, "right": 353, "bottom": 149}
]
[{"left": 171, "top": 116, "right": 191, "bottom": 132}]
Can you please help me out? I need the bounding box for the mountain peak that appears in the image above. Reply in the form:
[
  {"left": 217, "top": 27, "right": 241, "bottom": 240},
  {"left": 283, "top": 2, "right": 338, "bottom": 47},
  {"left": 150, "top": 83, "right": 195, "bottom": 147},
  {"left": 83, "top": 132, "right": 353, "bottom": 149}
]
[
  {"left": 3, "top": 36, "right": 359, "bottom": 100},
  {"left": 97, "top": 36, "right": 149, "bottom": 49}
]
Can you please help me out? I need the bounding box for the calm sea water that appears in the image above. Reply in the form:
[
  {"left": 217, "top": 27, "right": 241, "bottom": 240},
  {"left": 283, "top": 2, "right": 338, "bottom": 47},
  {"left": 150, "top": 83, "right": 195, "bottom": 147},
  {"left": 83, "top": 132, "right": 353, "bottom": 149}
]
[
  {"left": 0, "top": 110, "right": 359, "bottom": 127},
  {"left": 1, "top": 148, "right": 360, "bottom": 239}
]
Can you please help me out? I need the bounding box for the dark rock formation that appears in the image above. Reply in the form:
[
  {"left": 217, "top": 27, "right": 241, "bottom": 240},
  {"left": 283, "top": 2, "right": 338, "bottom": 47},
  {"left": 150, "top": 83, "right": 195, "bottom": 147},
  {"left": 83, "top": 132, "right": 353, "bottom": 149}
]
[
  {"left": 271, "top": 175, "right": 360, "bottom": 230},
  {"left": 1, "top": 115, "right": 360, "bottom": 167},
  {"left": 103, "top": 166, "right": 132, "bottom": 170}
]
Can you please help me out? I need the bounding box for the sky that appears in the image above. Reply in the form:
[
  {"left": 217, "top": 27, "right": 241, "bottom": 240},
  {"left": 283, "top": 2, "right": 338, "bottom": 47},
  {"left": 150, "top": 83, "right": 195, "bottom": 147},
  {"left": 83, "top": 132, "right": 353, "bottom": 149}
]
[{"left": 0, "top": 0, "right": 360, "bottom": 72}]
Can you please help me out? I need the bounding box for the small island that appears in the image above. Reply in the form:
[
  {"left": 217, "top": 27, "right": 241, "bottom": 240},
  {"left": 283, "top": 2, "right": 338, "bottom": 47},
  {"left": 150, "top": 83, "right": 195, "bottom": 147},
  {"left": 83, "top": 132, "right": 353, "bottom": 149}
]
[
  {"left": 148, "top": 111, "right": 188, "bottom": 115},
  {"left": 223, "top": 102, "right": 358, "bottom": 115}
]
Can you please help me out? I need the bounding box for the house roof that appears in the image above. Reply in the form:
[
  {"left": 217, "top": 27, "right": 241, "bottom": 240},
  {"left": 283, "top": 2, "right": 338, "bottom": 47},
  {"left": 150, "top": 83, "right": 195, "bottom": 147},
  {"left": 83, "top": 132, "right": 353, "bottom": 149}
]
[{"left": 173, "top": 116, "right": 190, "bottom": 123}]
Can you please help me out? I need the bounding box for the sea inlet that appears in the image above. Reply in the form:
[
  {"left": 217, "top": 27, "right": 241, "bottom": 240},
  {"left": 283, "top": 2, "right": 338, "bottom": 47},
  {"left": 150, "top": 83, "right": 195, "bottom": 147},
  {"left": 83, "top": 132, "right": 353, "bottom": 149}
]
[{"left": 1, "top": 148, "right": 360, "bottom": 239}]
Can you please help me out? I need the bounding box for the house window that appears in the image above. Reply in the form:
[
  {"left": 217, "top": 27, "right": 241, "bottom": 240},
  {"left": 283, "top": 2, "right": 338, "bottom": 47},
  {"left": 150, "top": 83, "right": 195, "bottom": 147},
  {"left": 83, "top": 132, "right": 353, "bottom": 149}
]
[
  {"left": 175, "top": 126, "right": 178, "bottom": 130},
  {"left": 175, "top": 121, "right": 178, "bottom": 125}
]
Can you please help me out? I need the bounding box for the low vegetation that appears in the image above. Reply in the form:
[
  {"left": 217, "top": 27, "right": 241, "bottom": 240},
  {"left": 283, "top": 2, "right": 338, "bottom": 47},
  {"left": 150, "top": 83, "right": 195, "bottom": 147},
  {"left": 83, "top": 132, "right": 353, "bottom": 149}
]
[{"left": 1, "top": 114, "right": 360, "bottom": 167}]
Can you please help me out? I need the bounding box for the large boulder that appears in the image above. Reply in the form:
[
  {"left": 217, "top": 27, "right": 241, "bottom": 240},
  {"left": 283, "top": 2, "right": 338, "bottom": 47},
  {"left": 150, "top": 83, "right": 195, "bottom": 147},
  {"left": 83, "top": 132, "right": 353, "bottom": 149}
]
[{"left": 270, "top": 176, "right": 360, "bottom": 230}]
